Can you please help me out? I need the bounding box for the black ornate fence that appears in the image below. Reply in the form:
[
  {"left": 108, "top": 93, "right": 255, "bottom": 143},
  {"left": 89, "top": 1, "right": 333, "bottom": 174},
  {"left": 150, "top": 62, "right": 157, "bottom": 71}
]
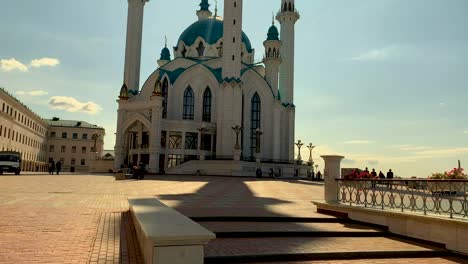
[{"left": 336, "top": 179, "right": 468, "bottom": 219}]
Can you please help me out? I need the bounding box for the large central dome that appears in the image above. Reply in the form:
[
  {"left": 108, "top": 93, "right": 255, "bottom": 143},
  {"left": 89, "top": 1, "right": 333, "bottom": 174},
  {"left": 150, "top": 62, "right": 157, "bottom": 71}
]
[{"left": 177, "top": 17, "right": 253, "bottom": 53}]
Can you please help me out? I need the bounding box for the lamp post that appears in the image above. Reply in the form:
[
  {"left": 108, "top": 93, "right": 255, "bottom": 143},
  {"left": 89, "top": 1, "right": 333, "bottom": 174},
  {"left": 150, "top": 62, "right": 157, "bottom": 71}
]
[
  {"left": 197, "top": 125, "right": 209, "bottom": 160},
  {"left": 232, "top": 125, "right": 242, "bottom": 161},
  {"left": 295, "top": 140, "right": 304, "bottom": 164},
  {"left": 232, "top": 125, "right": 242, "bottom": 150},
  {"left": 92, "top": 133, "right": 100, "bottom": 160},
  {"left": 255, "top": 128, "right": 263, "bottom": 154},
  {"left": 307, "top": 143, "right": 316, "bottom": 165}
]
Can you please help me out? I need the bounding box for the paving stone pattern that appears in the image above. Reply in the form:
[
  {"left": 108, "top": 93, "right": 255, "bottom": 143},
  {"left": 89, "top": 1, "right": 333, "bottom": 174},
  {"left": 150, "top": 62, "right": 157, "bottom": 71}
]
[{"left": 0, "top": 174, "right": 465, "bottom": 263}]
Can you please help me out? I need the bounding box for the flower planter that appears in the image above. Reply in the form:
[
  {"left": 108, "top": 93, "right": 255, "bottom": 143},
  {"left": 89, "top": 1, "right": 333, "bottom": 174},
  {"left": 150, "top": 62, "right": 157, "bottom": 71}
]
[{"left": 427, "top": 181, "right": 465, "bottom": 196}]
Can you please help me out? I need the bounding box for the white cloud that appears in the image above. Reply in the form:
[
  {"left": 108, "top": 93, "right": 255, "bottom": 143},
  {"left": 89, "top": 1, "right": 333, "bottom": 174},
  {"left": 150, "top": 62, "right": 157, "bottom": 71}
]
[
  {"left": 344, "top": 140, "right": 374, "bottom": 144},
  {"left": 351, "top": 46, "right": 398, "bottom": 61},
  {"left": 30, "top": 57, "right": 60, "bottom": 68},
  {"left": 48, "top": 96, "right": 102, "bottom": 114},
  {"left": 464, "top": 131, "right": 468, "bottom": 134},
  {"left": 390, "top": 144, "right": 430, "bottom": 151},
  {"left": 16, "top": 90, "right": 48, "bottom": 97},
  {"left": 0, "top": 58, "right": 28, "bottom": 72}
]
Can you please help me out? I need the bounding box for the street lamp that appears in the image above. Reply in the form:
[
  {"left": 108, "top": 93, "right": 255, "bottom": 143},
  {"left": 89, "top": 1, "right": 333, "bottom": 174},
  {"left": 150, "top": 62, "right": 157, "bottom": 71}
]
[
  {"left": 92, "top": 133, "right": 100, "bottom": 159},
  {"left": 255, "top": 128, "right": 263, "bottom": 154},
  {"left": 197, "top": 125, "right": 208, "bottom": 151},
  {"left": 295, "top": 140, "right": 304, "bottom": 163},
  {"left": 231, "top": 125, "right": 242, "bottom": 150},
  {"left": 307, "top": 143, "right": 316, "bottom": 165}
]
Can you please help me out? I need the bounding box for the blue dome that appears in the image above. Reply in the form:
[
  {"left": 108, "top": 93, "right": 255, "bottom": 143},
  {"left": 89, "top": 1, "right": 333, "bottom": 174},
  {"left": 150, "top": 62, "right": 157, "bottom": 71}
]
[
  {"left": 160, "top": 46, "right": 171, "bottom": 61},
  {"left": 177, "top": 18, "right": 253, "bottom": 53},
  {"left": 267, "top": 25, "right": 279, "bottom": 41}
]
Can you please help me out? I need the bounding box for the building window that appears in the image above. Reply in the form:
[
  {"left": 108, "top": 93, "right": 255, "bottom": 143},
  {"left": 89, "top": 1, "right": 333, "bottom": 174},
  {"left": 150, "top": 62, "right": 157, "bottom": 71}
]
[
  {"left": 202, "top": 87, "right": 212, "bottom": 122},
  {"left": 49, "top": 145, "right": 55, "bottom": 152},
  {"left": 250, "top": 93, "right": 261, "bottom": 158},
  {"left": 61, "top": 145, "right": 66, "bottom": 153},
  {"left": 71, "top": 158, "right": 76, "bottom": 166},
  {"left": 73, "top": 133, "right": 78, "bottom": 139},
  {"left": 185, "top": 132, "right": 198, "bottom": 150},
  {"left": 202, "top": 134, "right": 212, "bottom": 151},
  {"left": 167, "top": 154, "right": 182, "bottom": 168},
  {"left": 72, "top": 146, "right": 77, "bottom": 153},
  {"left": 162, "top": 78, "right": 169, "bottom": 119},
  {"left": 62, "top": 132, "right": 67, "bottom": 139},
  {"left": 81, "top": 159, "right": 86, "bottom": 166},
  {"left": 196, "top": 42, "right": 205, "bottom": 57},
  {"left": 168, "top": 132, "right": 182, "bottom": 149},
  {"left": 161, "top": 131, "right": 167, "bottom": 149},
  {"left": 82, "top": 147, "right": 86, "bottom": 154},
  {"left": 82, "top": 133, "right": 88, "bottom": 140},
  {"left": 183, "top": 87, "right": 194, "bottom": 120},
  {"left": 50, "top": 132, "right": 56, "bottom": 138}
]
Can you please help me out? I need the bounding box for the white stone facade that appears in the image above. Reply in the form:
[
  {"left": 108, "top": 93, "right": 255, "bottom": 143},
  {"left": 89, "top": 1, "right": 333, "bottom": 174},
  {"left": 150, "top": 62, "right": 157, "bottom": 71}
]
[
  {"left": 115, "top": 0, "right": 300, "bottom": 174},
  {"left": 45, "top": 119, "right": 105, "bottom": 172}
]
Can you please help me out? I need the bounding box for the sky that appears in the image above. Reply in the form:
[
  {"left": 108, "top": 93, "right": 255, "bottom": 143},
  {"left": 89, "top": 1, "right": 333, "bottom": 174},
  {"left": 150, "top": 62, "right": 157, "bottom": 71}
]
[{"left": 1, "top": 0, "right": 468, "bottom": 177}]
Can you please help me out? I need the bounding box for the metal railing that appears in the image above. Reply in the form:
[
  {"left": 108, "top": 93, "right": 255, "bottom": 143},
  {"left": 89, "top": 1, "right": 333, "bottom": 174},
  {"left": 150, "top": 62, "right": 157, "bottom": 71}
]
[{"left": 336, "top": 179, "right": 468, "bottom": 219}]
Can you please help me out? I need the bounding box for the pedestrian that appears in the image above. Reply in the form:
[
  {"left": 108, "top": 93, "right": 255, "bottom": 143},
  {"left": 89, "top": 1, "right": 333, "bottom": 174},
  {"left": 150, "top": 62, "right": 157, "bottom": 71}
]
[
  {"left": 138, "top": 163, "right": 146, "bottom": 180},
  {"left": 371, "top": 168, "right": 377, "bottom": 178},
  {"left": 378, "top": 171, "right": 385, "bottom": 179},
  {"left": 364, "top": 167, "right": 369, "bottom": 173},
  {"left": 55, "top": 160, "right": 62, "bottom": 175},
  {"left": 49, "top": 159, "right": 55, "bottom": 175},
  {"left": 256, "top": 167, "right": 262, "bottom": 178},
  {"left": 316, "top": 171, "right": 322, "bottom": 180},
  {"left": 387, "top": 169, "right": 394, "bottom": 179}
]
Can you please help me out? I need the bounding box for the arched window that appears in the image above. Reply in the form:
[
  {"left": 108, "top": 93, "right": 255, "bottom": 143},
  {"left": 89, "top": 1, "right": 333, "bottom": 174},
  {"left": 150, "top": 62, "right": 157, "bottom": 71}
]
[
  {"left": 202, "top": 87, "right": 212, "bottom": 122},
  {"left": 183, "top": 87, "right": 194, "bottom": 120},
  {"left": 162, "top": 78, "right": 169, "bottom": 119},
  {"left": 196, "top": 42, "right": 205, "bottom": 57},
  {"left": 288, "top": 2, "right": 292, "bottom": 11},
  {"left": 250, "top": 93, "right": 261, "bottom": 158},
  {"left": 283, "top": 2, "right": 287, "bottom": 11}
]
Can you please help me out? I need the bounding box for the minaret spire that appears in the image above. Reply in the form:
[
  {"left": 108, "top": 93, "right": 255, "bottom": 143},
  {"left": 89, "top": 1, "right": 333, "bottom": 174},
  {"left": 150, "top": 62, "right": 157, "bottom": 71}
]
[{"left": 197, "top": 0, "right": 212, "bottom": 20}]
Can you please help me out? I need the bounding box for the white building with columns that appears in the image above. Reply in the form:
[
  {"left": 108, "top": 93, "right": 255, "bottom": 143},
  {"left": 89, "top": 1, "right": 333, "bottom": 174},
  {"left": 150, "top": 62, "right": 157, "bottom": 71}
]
[{"left": 115, "top": 0, "right": 301, "bottom": 175}]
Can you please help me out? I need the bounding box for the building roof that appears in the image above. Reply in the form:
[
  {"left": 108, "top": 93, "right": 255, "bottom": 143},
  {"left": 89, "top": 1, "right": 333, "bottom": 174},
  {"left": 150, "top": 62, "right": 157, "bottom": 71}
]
[
  {"left": 0, "top": 87, "right": 47, "bottom": 125},
  {"left": 160, "top": 46, "right": 171, "bottom": 61},
  {"left": 44, "top": 118, "right": 104, "bottom": 130},
  {"left": 267, "top": 24, "right": 280, "bottom": 41},
  {"left": 177, "top": 17, "right": 253, "bottom": 53}
]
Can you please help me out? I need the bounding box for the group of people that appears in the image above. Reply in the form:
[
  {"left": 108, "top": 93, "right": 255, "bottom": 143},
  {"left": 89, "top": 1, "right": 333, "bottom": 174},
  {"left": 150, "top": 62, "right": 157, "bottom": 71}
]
[
  {"left": 48, "top": 159, "right": 62, "bottom": 175},
  {"left": 366, "top": 167, "right": 394, "bottom": 179}
]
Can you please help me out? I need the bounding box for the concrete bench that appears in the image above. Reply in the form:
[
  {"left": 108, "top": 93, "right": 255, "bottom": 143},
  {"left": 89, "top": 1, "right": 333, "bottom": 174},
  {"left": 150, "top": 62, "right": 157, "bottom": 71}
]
[{"left": 128, "top": 198, "right": 215, "bottom": 264}]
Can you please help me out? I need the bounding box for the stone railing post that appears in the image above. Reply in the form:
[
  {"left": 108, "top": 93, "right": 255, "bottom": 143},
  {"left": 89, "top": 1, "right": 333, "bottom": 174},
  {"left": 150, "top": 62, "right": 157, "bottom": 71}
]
[{"left": 321, "top": 155, "right": 344, "bottom": 203}]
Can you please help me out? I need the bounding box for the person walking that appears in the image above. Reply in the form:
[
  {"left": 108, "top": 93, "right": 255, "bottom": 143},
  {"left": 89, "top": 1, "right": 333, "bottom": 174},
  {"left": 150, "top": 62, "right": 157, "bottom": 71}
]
[
  {"left": 49, "top": 159, "right": 55, "bottom": 175},
  {"left": 138, "top": 163, "right": 146, "bottom": 180},
  {"left": 55, "top": 160, "right": 62, "bottom": 175}
]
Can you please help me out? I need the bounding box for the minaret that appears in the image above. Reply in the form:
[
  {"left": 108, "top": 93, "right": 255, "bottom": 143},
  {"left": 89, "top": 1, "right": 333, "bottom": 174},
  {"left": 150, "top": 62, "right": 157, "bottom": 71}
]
[
  {"left": 197, "top": 0, "right": 212, "bottom": 20},
  {"left": 263, "top": 18, "right": 282, "bottom": 94},
  {"left": 276, "top": 0, "right": 299, "bottom": 104},
  {"left": 222, "top": 0, "right": 243, "bottom": 80},
  {"left": 157, "top": 37, "right": 171, "bottom": 67},
  {"left": 123, "top": 0, "right": 149, "bottom": 92}
]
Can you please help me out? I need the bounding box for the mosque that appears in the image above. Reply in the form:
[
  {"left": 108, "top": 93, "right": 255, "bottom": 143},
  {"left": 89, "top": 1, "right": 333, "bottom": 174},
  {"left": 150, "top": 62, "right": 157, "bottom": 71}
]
[{"left": 114, "top": 0, "right": 302, "bottom": 176}]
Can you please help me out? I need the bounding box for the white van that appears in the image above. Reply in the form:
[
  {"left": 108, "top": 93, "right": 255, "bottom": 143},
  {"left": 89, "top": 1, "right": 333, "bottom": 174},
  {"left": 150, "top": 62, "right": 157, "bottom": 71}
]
[{"left": 0, "top": 151, "right": 21, "bottom": 175}]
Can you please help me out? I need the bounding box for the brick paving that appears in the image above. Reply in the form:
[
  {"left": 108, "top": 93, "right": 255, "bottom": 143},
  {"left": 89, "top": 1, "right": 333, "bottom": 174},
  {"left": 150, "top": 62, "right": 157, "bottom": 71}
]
[
  {"left": 0, "top": 174, "right": 466, "bottom": 263},
  {"left": 251, "top": 258, "right": 465, "bottom": 264}
]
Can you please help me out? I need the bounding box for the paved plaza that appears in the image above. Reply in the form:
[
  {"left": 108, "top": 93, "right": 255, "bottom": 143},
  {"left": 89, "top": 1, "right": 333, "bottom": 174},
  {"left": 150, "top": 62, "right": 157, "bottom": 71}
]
[{"left": 0, "top": 174, "right": 465, "bottom": 263}]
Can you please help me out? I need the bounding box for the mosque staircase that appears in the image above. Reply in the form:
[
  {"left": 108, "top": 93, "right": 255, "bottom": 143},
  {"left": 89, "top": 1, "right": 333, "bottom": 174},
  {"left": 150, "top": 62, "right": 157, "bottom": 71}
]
[{"left": 193, "top": 216, "right": 466, "bottom": 263}]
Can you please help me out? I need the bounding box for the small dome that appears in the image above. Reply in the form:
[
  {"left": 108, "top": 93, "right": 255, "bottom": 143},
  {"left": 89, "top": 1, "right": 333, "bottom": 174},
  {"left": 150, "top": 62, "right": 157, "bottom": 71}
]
[
  {"left": 160, "top": 46, "right": 171, "bottom": 61},
  {"left": 199, "top": 0, "right": 210, "bottom": 11},
  {"left": 177, "top": 17, "right": 253, "bottom": 53},
  {"left": 267, "top": 24, "right": 279, "bottom": 41}
]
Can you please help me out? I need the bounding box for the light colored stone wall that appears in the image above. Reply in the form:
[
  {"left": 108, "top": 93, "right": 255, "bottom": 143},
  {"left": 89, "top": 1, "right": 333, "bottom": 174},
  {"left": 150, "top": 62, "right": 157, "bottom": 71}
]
[
  {"left": 47, "top": 126, "right": 105, "bottom": 172},
  {"left": 0, "top": 89, "right": 49, "bottom": 172}
]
